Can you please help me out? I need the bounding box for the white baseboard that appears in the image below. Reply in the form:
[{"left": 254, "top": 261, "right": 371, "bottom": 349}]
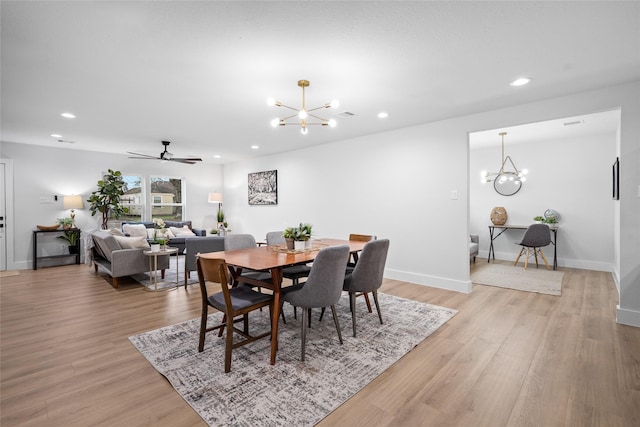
[
  {"left": 384, "top": 268, "right": 472, "bottom": 293},
  {"left": 616, "top": 305, "right": 640, "bottom": 327},
  {"left": 479, "top": 251, "right": 614, "bottom": 272}
]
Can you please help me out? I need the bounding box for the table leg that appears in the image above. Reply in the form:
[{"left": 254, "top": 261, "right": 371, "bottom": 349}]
[
  {"left": 488, "top": 226, "right": 495, "bottom": 262},
  {"left": 269, "top": 267, "right": 283, "bottom": 365}
]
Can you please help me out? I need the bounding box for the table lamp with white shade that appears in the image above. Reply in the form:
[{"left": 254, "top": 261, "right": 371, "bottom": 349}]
[{"left": 63, "top": 195, "right": 84, "bottom": 228}]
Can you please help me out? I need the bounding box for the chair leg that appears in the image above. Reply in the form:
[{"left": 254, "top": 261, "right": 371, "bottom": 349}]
[
  {"left": 319, "top": 307, "right": 326, "bottom": 322},
  {"left": 300, "top": 307, "right": 308, "bottom": 362},
  {"left": 372, "top": 291, "right": 383, "bottom": 325},
  {"left": 533, "top": 247, "right": 539, "bottom": 267},
  {"left": 198, "top": 309, "right": 208, "bottom": 352},
  {"left": 243, "top": 313, "right": 249, "bottom": 334},
  {"left": 363, "top": 292, "right": 373, "bottom": 313},
  {"left": 524, "top": 248, "right": 530, "bottom": 270},
  {"left": 538, "top": 248, "right": 551, "bottom": 270},
  {"left": 514, "top": 247, "right": 525, "bottom": 266},
  {"left": 350, "top": 292, "right": 357, "bottom": 337},
  {"left": 330, "top": 305, "right": 343, "bottom": 345},
  {"left": 224, "top": 313, "right": 234, "bottom": 373},
  {"left": 308, "top": 308, "right": 312, "bottom": 328}
]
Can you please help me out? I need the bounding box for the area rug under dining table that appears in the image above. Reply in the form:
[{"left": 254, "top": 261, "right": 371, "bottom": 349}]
[{"left": 129, "top": 292, "right": 457, "bottom": 426}]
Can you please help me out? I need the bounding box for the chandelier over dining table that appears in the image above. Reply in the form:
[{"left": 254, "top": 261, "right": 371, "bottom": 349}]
[{"left": 267, "top": 80, "right": 339, "bottom": 135}]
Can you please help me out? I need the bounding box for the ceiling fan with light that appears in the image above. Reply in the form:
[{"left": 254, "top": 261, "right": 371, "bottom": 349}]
[{"left": 127, "top": 141, "right": 202, "bottom": 164}]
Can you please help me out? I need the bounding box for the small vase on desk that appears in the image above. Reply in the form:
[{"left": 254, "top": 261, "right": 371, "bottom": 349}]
[
  {"left": 150, "top": 244, "right": 160, "bottom": 252},
  {"left": 294, "top": 240, "right": 305, "bottom": 251}
]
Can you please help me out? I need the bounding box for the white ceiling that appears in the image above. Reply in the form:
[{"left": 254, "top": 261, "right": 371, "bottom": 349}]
[{"left": 2, "top": 1, "right": 639, "bottom": 164}]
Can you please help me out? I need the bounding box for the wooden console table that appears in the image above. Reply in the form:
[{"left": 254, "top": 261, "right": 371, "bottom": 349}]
[{"left": 488, "top": 225, "right": 558, "bottom": 270}]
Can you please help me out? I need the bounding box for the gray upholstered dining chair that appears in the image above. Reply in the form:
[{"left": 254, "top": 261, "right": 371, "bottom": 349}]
[
  {"left": 281, "top": 245, "right": 350, "bottom": 361},
  {"left": 196, "top": 256, "right": 273, "bottom": 373},
  {"left": 342, "top": 239, "right": 390, "bottom": 337},
  {"left": 224, "top": 234, "right": 272, "bottom": 285},
  {"left": 266, "top": 231, "right": 312, "bottom": 323},
  {"left": 514, "top": 224, "right": 551, "bottom": 270},
  {"left": 266, "top": 231, "right": 312, "bottom": 285}
]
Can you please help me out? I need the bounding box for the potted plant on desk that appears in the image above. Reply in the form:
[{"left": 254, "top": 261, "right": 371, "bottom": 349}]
[{"left": 57, "top": 217, "right": 73, "bottom": 230}]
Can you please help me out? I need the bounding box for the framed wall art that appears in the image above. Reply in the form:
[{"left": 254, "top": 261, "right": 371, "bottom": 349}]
[
  {"left": 248, "top": 170, "right": 278, "bottom": 205},
  {"left": 612, "top": 157, "right": 620, "bottom": 200}
]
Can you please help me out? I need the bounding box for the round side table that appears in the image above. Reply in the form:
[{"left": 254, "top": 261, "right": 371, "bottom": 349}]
[{"left": 143, "top": 247, "right": 179, "bottom": 291}]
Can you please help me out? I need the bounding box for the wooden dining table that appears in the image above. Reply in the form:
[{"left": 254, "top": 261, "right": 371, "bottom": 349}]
[{"left": 198, "top": 238, "right": 367, "bottom": 365}]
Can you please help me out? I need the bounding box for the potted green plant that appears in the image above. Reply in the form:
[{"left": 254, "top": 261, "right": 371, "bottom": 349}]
[
  {"left": 533, "top": 215, "right": 544, "bottom": 224},
  {"left": 300, "top": 223, "right": 313, "bottom": 249},
  {"left": 87, "top": 169, "right": 128, "bottom": 229},
  {"left": 56, "top": 217, "right": 73, "bottom": 230},
  {"left": 57, "top": 230, "right": 79, "bottom": 254},
  {"left": 543, "top": 217, "right": 558, "bottom": 226},
  {"left": 282, "top": 227, "right": 297, "bottom": 250}
]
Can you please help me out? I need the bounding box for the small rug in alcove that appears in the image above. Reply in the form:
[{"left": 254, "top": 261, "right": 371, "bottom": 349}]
[{"left": 472, "top": 263, "right": 563, "bottom": 296}]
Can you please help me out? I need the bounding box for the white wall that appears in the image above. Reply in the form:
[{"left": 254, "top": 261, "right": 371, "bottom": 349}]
[
  {"left": 0, "top": 142, "right": 223, "bottom": 269},
  {"left": 2, "top": 81, "right": 638, "bottom": 326},
  {"left": 223, "top": 81, "right": 640, "bottom": 325},
  {"left": 470, "top": 132, "right": 616, "bottom": 271}
]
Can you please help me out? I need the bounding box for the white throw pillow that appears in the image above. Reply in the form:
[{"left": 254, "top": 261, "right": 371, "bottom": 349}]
[
  {"left": 169, "top": 226, "right": 196, "bottom": 237},
  {"left": 109, "top": 228, "right": 124, "bottom": 236},
  {"left": 113, "top": 235, "right": 150, "bottom": 249},
  {"left": 122, "top": 223, "right": 148, "bottom": 238}
]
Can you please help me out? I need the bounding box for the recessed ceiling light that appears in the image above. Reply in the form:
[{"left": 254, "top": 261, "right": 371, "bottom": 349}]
[
  {"left": 213, "top": 154, "right": 221, "bottom": 159},
  {"left": 510, "top": 77, "right": 532, "bottom": 87},
  {"left": 61, "top": 112, "right": 76, "bottom": 119},
  {"left": 51, "top": 133, "right": 62, "bottom": 138},
  {"left": 377, "top": 112, "right": 389, "bottom": 119},
  {"left": 251, "top": 145, "right": 259, "bottom": 150}
]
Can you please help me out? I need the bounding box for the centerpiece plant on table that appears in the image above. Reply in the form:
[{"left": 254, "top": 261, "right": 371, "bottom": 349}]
[{"left": 151, "top": 218, "right": 167, "bottom": 249}]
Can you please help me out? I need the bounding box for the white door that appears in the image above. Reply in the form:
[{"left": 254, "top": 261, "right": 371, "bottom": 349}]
[{"left": 0, "top": 163, "right": 6, "bottom": 270}]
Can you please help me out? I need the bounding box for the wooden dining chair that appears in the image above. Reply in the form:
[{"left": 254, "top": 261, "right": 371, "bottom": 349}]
[
  {"left": 281, "top": 245, "right": 350, "bottom": 361},
  {"left": 343, "top": 239, "right": 390, "bottom": 337},
  {"left": 196, "top": 256, "right": 273, "bottom": 373}
]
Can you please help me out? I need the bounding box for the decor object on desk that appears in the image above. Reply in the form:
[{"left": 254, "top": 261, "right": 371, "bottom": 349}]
[
  {"left": 267, "top": 79, "right": 338, "bottom": 135},
  {"left": 63, "top": 195, "right": 84, "bottom": 228},
  {"left": 127, "top": 140, "right": 202, "bottom": 164},
  {"left": 56, "top": 217, "right": 73, "bottom": 230},
  {"left": 248, "top": 170, "right": 278, "bottom": 205},
  {"left": 37, "top": 224, "right": 59, "bottom": 231},
  {"left": 490, "top": 206, "right": 508, "bottom": 225},
  {"left": 533, "top": 215, "right": 544, "bottom": 224},
  {"left": 129, "top": 292, "right": 457, "bottom": 426},
  {"left": 87, "top": 169, "right": 128, "bottom": 229},
  {"left": 544, "top": 209, "right": 559, "bottom": 223},
  {"left": 481, "top": 132, "right": 528, "bottom": 196}
]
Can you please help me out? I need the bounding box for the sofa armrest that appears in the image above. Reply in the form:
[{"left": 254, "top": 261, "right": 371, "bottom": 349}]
[
  {"left": 192, "top": 228, "right": 207, "bottom": 237},
  {"left": 470, "top": 234, "right": 479, "bottom": 244}
]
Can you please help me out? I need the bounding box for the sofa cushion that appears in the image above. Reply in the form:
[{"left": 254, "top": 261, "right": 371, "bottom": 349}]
[
  {"left": 165, "top": 220, "right": 192, "bottom": 230},
  {"left": 122, "top": 223, "right": 148, "bottom": 237},
  {"left": 170, "top": 226, "right": 196, "bottom": 237},
  {"left": 114, "top": 235, "right": 150, "bottom": 249},
  {"left": 92, "top": 230, "right": 122, "bottom": 262}
]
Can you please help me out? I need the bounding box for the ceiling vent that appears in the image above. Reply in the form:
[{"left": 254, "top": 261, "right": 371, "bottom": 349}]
[{"left": 334, "top": 111, "right": 355, "bottom": 119}]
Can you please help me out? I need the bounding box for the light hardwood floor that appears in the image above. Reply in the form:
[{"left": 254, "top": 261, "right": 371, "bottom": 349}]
[{"left": 1, "top": 260, "right": 638, "bottom": 426}]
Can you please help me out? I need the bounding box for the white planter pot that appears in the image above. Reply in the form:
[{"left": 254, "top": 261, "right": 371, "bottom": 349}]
[
  {"left": 294, "top": 240, "right": 305, "bottom": 251},
  {"left": 150, "top": 244, "right": 160, "bottom": 252},
  {"left": 305, "top": 239, "right": 312, "bottom": 249}
]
